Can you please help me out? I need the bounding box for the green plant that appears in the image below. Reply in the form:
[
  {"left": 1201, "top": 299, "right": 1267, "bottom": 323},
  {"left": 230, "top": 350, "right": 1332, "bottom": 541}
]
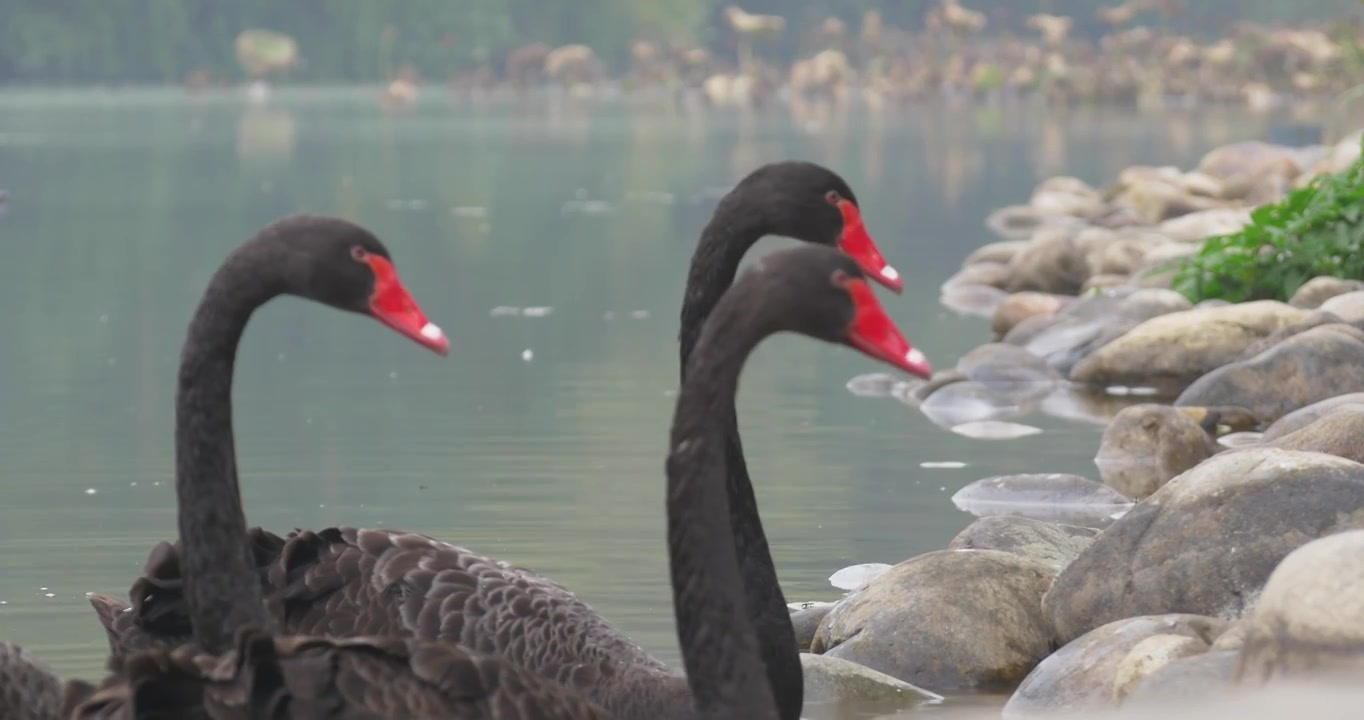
[{"left": 1169, "top": 137, "right": 1364, "bottom": 303}]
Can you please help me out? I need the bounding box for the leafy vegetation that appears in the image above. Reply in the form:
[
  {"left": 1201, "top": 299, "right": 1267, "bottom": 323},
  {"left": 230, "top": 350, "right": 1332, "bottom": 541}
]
[{"left": 1171, "top": 137, "right": 1364, "bottom": 304}]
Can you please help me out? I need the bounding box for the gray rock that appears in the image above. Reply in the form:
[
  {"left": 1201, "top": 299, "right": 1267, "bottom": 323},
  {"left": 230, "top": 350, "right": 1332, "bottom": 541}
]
[
  {"left": 799, "top": 653, "right": 941, "bottom": 715},
  {"left": 1113, "top": 634, "right": 1211, "bottom": 701},
  {"left": 941, "top": 282, "right": 1009, "bottom": 318},
  {"left": 945, "top": 261, "right": 1011, "bottom": 290},
  {"left": 1094, "top": 404, "right": 1218, "bottom": 500},
  {"left": 964, "top": 240, "right": 1030, "bottom": 267},
  {"left": 791, "top": 603, "right": 836, "bottom": 651},
  {"left": 1266, "top": 408, "right": 1364, "bottom": 465},
  {"left": 1176, "top": 324, "right": 1364, "bottom": 423},
  {"left": 811, "top": 549, "right": 1057, "bottom": 692},
  {"left": 1211, "top": 618, "right": 1251, "bottom": 652},
  {"left": 951, "top": 473, "right": 1133, "bottom": 526},
  {"left": 919, "top": 380, "right": 1024, "bottom": 428},
  {"left": 956, "top": 343, "right": 1060, "bottom": 391},
  {"left": 1002, "top": 614, "right": 1225, "bottom": 718},
  {"left": 992, "top": 292, "right": 1072, "bottom": 338},
  {"left": 1236, "top": 309, "right": 1344, "bottom": 360},
  {"left": 1044, "top": 449, "right": 1364, "bottom": 644},
  {"left": 1019, "top": 289, "right": 1191, "bottom": 376},
  {"left": 948, "top": 516, "right": 1097, "bottom": 571},
  {"left": 1318, "top": 290, "right": 1364, "bottom": 324},
  {"left": 1070, "top": 301, "right": 1309, "bottom": 388},
  {"left": 1236, "top": 529, "right": 1364, "bottom": 685},
  {"left": 1263, "top": 393, "right": 1364, "bottom": 441},
  {"left": 1288, "top": 276, "right": 1364, "bottom": 309},
  {"left": 1007, "top": 226, "right": 1090, "bottom": 295},
  {"left": 1120, "top": 651, "right": 1239, "bottom": 711}
]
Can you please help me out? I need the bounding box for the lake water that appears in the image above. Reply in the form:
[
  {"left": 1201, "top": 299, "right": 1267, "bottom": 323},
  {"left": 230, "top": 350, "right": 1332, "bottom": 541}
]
[{"left": 0, "top": 87, "right": 1282, "bottom": 716}]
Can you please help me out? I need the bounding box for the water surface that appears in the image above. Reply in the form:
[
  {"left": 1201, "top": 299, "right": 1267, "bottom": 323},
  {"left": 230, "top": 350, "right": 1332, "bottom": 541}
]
[{"left": 0, "top": 88, "right": 1277, "bottom": 716}]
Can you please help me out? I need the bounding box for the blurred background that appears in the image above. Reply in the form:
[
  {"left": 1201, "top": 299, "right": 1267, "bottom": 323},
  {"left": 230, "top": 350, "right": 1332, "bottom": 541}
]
[{"left": 2, "top": 2, "right": 1363, "bottom": 718}]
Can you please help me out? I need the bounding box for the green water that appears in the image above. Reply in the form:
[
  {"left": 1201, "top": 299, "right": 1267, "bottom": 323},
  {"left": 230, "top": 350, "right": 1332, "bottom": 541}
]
[{"left": 0, "top": 87, "right": 1272, "bottom": 716}]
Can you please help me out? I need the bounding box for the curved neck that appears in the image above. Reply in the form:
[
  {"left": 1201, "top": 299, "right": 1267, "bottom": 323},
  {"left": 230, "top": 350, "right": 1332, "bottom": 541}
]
[
  {"left": 668, "top": 304, "right": 780, "bottom": 720},
  {"left": 175, "top": 254, "right": 281, "bottom": 655},
  {"left": 678, "top": 201, "right": 804, "bottom": 720},
  {"left": 679, "top": 206, "right": 770, "bottom": 377}
]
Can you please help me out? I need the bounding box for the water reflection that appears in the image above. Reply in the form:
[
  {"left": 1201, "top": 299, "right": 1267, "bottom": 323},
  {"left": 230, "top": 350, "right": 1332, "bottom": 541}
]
[{"left": 0, "top": 88, "right": 1277, "bottom": 716}]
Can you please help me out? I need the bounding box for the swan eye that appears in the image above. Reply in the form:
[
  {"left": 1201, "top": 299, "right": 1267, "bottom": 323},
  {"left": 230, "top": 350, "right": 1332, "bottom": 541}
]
[
  {"left": 351, "top": 246, "right": 368, "bottom": 262},
  {"left": 824, "top": 190, "right": 842, "bottom": 205},
  {"left": 830, "top": 269, "right": 852, "bottom": 289}
]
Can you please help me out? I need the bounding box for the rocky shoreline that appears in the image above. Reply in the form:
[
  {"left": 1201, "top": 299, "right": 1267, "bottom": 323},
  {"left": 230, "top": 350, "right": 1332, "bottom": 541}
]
[{"left": 794, "top": 131, "right": 1364, "bottom": 717}]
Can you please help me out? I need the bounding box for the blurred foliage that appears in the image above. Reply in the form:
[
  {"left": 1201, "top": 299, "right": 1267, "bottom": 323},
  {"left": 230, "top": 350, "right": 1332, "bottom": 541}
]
[
  {"left": 1, "top": 0, "right": 1361, "bottom": 83},
  {"left": 1172, "top": 137, "right": 1364, "bottom": 303}
]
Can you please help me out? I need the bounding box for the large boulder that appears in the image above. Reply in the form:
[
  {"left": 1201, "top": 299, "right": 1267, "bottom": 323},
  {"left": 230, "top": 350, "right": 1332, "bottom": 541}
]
[
  {"left": 1235, "top": 529, "right": 1364, "bottom": 685},
  {"left": 1263, "top": 393, "right": 1364, "bottom": 441},
  {"left": 1044, "top": 449, "right": 1364, "bottom": 644},
  {"left": 1176, "top": 324, "right": 1364, "bottom": 422},
  {"left": 799, "top": 652, "right": 941, "bottom": 712},
  {"left": 1288, "top": 276, "right": 1364, "bottom": 309},
  {"left": 1002, "top": 614, "right": 1225, "bottom": 718},
  {"left": 811, "top": 550, "right": 1057, "bottom": 691},
  {"left": 947, "top": 516, "right": 1098, "bottom": 571},
  {"left": 1094, "top": 405, "right": 1218, "bottom": 500},
  {"left": 1006, "top": 227, "right": 1090, "bottom": 295},
  {"left": 1070, "top": 301, "right": 1307, "bottom": 387}
]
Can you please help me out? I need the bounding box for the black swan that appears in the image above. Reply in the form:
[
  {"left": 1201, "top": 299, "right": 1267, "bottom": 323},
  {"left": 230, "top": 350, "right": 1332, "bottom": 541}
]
[
  {"left": 89, "top": 162, "right": 923, "bottom": 720},
  {"left": 19, "top": 233, "right": 924, "bottom": 719}
]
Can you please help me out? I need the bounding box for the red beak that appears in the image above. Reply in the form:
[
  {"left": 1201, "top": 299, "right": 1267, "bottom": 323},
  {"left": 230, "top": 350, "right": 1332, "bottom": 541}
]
[
  {"left": 364, "top": 255, "right": 450, "bottom": 356},
  {"left": 844, "top": 278, "right": 932, "bottom": 379},
  {"left": 832, "top": 198, "right": 904, "bottom": 294}
]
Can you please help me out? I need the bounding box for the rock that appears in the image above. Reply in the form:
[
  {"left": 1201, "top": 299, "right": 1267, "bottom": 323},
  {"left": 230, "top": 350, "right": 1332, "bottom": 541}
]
[
  {"left": 1086, "top": 236, "right": 1152, "bottom": 278},
  {"left": 944, "top": 261, "right": 1011, "bottom": 290},
  {"left": 947, "top": 516, "right": 1097, "bottom": 571},
  {"left": 1318, "top": 290, "right": 1364, "bottom": 324},
  {"left": 1197, "top": 141, "right": 1303, "bottom": 181},
  {"left": 1083, "top": 274, "right": 1131, "bottom": 292},
  {"left": 1006, "top": 227, "right": 1090, "bottom": 295},
  {"left": 897, "top": 370, "right": 968, "bottom": 406},
  {"left": 1176, "top": 324, "right": 1364, "bottom": 423},
  {"left": 1289, "top": 276, "right": 1364, "bottom": 309},
  {"left": 1094, "top": 404, "right": 1218, "bottom": 500},
  {"left": 957, "top": 343, "right": 1060, "bottom": 389},
  {"left": 799, "top": 652, "right": 942, "bottom": 711},
  {"left": 941, "top": 282, "right": 1009, "bottom": 318},
  {"left": 1130, "top": 242, "right": 1200, "bottom": 289},
  {"left": 1266, "top": 408, "right": 1364, "bottom": 465},
  {"left": 811, "top": 549, "right": 1057, "bottom": 691},
  {"left": 1001, "top": 614, "right": 1225, "bottom": 718},
  {"left": 1237, "top": 310, "right": 1347, "bottom": 361},
  {"left": 993, "top": 292, "right": 1071, "bottom": 338},
  {"left": 1031, "top": 177, "right": 1103, "bottom": 216},
  {"left": 791, "top": 604, "right": 836, "bottom": 651},
  {"left": 1177, "top": 405, "right": 1261, "bottom": 434},
  {"left": 1113, "top": 634, "right": 1211, "bottom": 701},
  {"left": 985, "top": 205, "right": 1083, "bottom": 242},
  {"left": 1211, "top": 618, "right": 1251, "bottom": 652},
  {"left": 1120, "top": 651, "right": 1239, "bottom": 711},
  {"left": 964, "top": 240, "right": 1029, "bottom": 267},
  {"left": 828, "top": 564, "right": 890, "bottom": 591},
  {"left": 1021, "top": 289, "right": 1192, "bottom": 376},
  {"left": 1263, "top": 393, "right": 1364, "bottom": 441},
  {"left": 1235, "top": 529, "right": 1364, "bottom": 685},
  {"left": 1044, "top": 449, "right": 1364, "bottom": 644},
  {"left": 1157, "top": 208, "right": 1252, "bottom": 243},
  {"left": 918, "top": 381, "right": 1024, "bottom": 428},
  {"left": 1070, "top": 301, "right": 1309, "bottom": 388},
  {"left": 950, "top": 420, "right": 1044, "bottom": 439},
  {"left": 845, "top": 373, "right": 903, "bottom": 398},
  {"left": 951, "top": 473, "right": 1133, "bottom": 526}
]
